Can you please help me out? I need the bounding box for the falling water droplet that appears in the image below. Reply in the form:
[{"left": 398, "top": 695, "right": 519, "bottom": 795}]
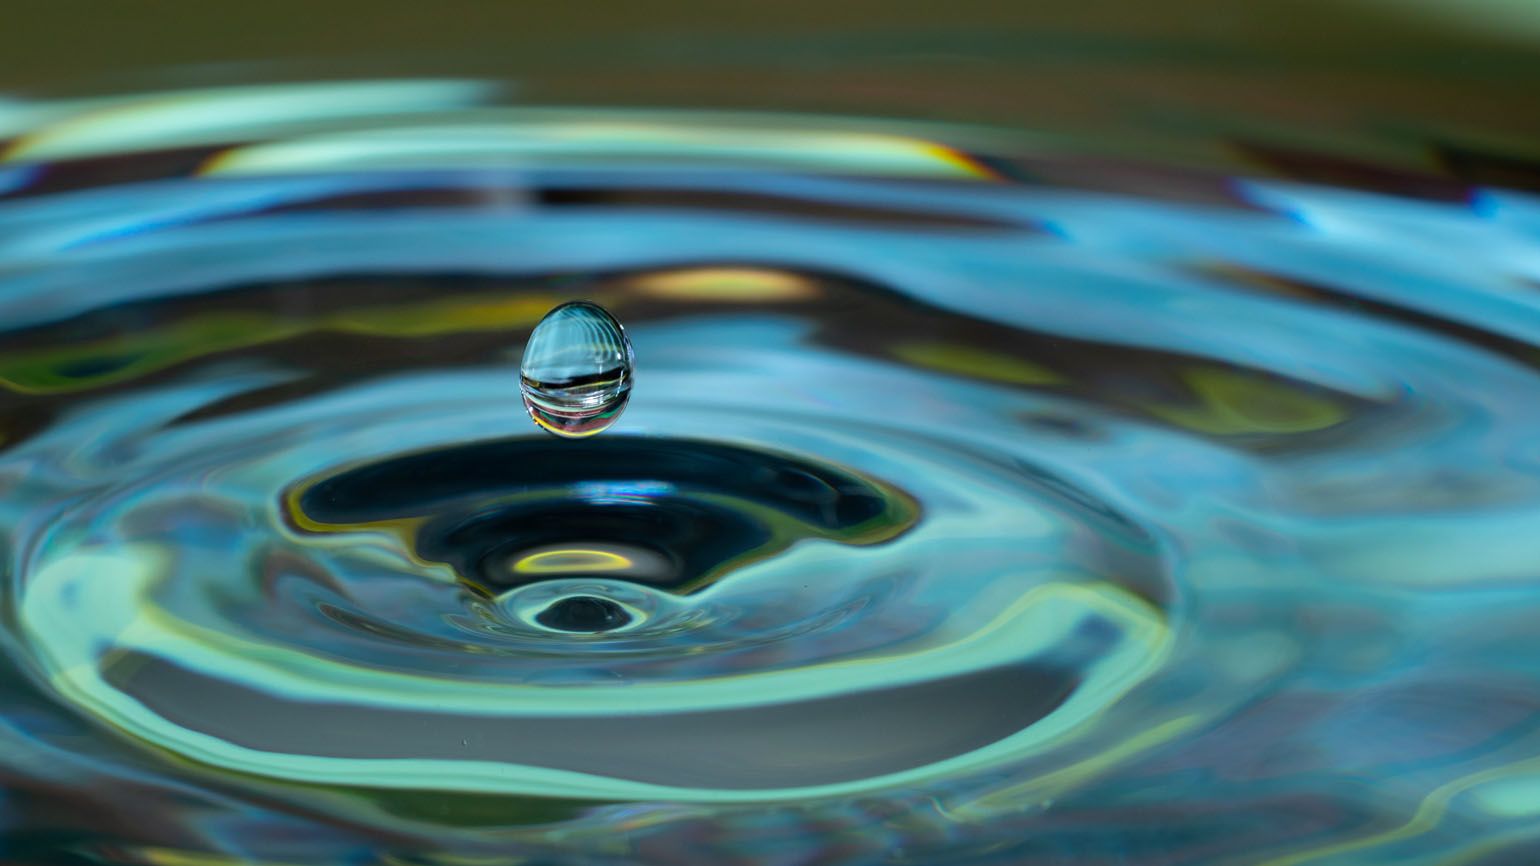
[{"left": 519, "top": 301, "right": 634, "bottom": 438}]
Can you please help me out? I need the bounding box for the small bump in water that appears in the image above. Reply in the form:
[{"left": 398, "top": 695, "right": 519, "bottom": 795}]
[
  {"left": 520, "top": 301, "right": 634, "bottom": 438},
  {"left": 535, "top": 595, "right": 631, "bottom": 632}
]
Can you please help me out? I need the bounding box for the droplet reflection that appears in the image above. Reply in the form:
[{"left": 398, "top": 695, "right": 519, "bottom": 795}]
[{"left": 519, "top": 301, "right": 634, "bottom": 438}]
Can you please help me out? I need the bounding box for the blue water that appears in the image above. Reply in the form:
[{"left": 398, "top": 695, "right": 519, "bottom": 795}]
[{"left": 2, "top": 80, "right": 1540, "bottom": 865}]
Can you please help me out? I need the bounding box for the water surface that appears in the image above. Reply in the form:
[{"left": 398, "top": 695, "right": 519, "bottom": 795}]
[{"left": 1, "top": 78, "right": 1540, "bottom": 865}]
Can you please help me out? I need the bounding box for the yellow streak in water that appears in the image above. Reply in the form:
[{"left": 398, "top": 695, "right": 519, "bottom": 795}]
[
  {"left": 512, "top": 549, "right": 633, "bottom": 574},
  {"left": 1142, "top": 367, "right": 1345, "bottom": 435},
  {"left": 892, "top": 342, "right": 1064, "bottom": 386},
  {"left": 197, "top": 117, "right": 998, "bottom": 182},
  {"left": 1256, "top": 754, "right": 1540, "bottom": 866},
  {"left": 1, "top": 81, "right": 492, "bottom": 163},
  {"left": 630, "top": 267, "right": 820, "bottom": 302},
  {"left": 918, "top": 141, "right": 1005, "bottom": 181},
  {"left": 0, "top": 293, "right": 558, "bottom": 395},
  {"left": 948, "top": 714, "right": 1202, "bottom": 822}
]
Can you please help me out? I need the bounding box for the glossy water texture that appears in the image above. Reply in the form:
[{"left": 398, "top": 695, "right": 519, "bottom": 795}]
[
  {"left": 2, "top": 80, "right": 1540, "bottom": 866},
  {"left": 520, "top": 300, "right": 634, "bottom": 438}
]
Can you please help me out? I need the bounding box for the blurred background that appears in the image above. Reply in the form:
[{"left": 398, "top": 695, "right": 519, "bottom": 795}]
[{"left": 2, "top": 0, "right": 1537, "bottom": 185}]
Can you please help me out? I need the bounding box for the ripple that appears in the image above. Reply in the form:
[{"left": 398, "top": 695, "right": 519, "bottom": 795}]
[
  {"left": 14, "top": 389, "right": 1170, "bottom": 796},
  {"left": 1, "top": 78, "right": 1538, "bottom": 865},
  {"left": 292, "top": 437, "right": 919, "bottom": 595}
]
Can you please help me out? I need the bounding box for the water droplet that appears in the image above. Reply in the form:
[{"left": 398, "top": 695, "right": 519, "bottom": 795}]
[
  {"left": 520, "top": 301, "right": 634, "bottom": 438},
  {"left": 536, "top": 595, "right": 631, "bottom": 632}
]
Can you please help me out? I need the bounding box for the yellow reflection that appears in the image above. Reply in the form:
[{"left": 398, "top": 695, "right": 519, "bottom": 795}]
[
  {"left": 513, "top": 549, "right": 633, "bottom": 574},
  {"left": 3, "top": 80, "right": 492, "bottom": 163},
  {"left": 631, "top": 267, "right": 819, "bottom": 302},
  {"left": 919, "top": 142, "right": 1005, "bottom": 181},
  {"left": 892, "top": 341, "right": 1063, "bottom": 386},
  {"left": 332, "top": 295, "right": 554, "bottom": 337},
  {"left": 199, "top": 116, "right": 999, "bottom": 181},
  {"left": 1143, "top": 367, "right": 1346, "bottom": 435},
  {"left": 0, "top": 293, "right": 559, "bottom": 395},
  {"left": 526, "top": 412, "right": 611, "bottom": 439}
]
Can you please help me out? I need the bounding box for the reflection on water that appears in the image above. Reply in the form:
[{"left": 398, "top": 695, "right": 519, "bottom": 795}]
[{"left": 1, "top": 78, "right": 1539, "bottom": 865}]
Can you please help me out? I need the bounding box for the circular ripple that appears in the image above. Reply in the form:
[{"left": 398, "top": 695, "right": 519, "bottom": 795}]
[
  {"left": 0, "top": 208, "right": 1207, "bottom": 866},
  {"left": 23, "top": 94, "right": 1536, "bottom": 864},
  {"left": 292, "top": 437, "right": 918, "bottom": 596},
  {"left": 15, "top": 394, "right": 1172, "bottom": 798}
]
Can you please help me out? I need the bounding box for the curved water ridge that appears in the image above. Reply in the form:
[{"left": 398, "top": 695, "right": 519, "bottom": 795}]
[{"left": 1, "top": 80, "right": 1540, "bottom": 864}]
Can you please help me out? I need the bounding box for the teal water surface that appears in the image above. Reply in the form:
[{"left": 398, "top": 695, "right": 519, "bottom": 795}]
[{"left": 1, "top": 79, "right": 1540, "bottom": 865}]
